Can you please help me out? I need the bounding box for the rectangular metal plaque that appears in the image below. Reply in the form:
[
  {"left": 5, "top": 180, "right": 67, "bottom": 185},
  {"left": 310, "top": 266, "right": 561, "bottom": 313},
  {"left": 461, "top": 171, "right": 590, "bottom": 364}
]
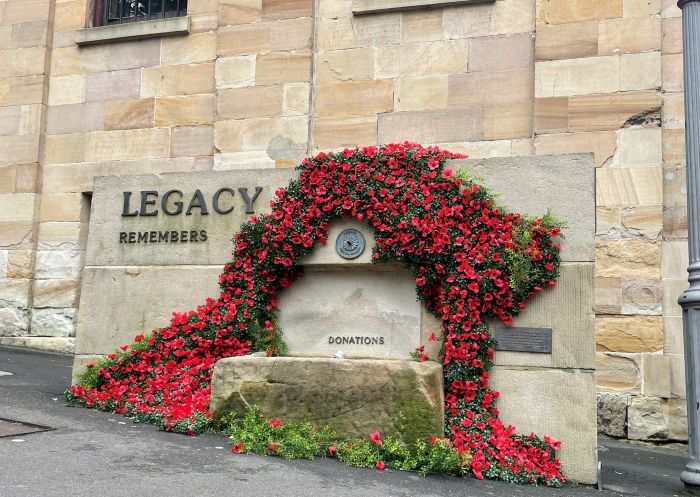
[{"left": 495, "top": 326, "right": 553, "bottom": 354}]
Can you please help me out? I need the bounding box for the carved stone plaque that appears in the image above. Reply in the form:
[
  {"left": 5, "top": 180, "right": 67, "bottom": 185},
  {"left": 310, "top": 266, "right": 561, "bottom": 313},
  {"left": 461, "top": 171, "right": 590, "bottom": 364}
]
[
  {"left": 495, "top": 326, "right": 553, "bottom": 354},
  {"left": 336, "top": 228, "right": 366, "bottom": 259}
]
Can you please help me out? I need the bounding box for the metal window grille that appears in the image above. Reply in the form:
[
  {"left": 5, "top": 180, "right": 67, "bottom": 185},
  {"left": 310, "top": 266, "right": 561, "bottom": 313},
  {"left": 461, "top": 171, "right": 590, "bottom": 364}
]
[{"left": 93, "top": 0, "right": 187, "bottom": 27}]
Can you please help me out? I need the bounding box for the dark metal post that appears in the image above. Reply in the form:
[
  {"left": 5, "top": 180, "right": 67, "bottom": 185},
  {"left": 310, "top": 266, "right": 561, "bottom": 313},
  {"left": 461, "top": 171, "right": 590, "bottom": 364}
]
[{"left": 679, "top": 0, "right": 700, "bottom": 494}]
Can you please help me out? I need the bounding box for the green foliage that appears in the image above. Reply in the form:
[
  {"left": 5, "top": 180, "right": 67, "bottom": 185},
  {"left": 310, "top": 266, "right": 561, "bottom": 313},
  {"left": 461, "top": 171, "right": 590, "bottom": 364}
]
[
  {"left": 214, "top": 406, "right": 471, "bottom": 477},
  {"left": 247, "top": 313, "right": 288, "bottom": 357}
]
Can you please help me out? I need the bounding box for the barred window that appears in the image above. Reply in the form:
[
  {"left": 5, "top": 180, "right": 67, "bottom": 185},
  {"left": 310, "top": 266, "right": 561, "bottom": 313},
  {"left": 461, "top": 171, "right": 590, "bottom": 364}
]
[{"left": 93, "top": 0, "right": 188, "bottom": 27}]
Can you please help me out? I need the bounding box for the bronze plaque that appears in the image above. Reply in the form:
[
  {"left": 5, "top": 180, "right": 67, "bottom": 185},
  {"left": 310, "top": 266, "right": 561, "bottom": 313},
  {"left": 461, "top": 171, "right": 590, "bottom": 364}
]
[{"left": 495, "top": 326, "right": 552, "bottom": 354}]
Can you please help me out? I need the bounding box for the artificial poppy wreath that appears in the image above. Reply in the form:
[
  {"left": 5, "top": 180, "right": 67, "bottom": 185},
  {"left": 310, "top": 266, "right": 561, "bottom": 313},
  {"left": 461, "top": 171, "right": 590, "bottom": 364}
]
[{"left": 67, "top": 143, "right": 565, "bottom": 485}]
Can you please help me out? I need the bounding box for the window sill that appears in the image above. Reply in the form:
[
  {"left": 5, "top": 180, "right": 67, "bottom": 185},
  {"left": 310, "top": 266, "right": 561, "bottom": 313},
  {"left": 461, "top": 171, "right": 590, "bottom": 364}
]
[
  {"left": 75, "top": 16, "right": 190, "bottom": 46},
  {"left": 352, "top": 0, "right": 495, "bottom": 15}
]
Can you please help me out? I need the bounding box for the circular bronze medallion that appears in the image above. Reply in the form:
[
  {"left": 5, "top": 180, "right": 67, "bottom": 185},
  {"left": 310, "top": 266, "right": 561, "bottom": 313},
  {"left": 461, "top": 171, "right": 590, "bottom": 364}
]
[{"left": 336, "top": 228, "right": 365, "bottom": 259}]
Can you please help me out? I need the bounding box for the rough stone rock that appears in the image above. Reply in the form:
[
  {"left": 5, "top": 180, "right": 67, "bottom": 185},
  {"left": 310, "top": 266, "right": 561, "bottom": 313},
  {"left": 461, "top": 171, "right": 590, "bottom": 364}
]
[
  {"left": 30, "top": 308, "right": 76, "bottom": 337},
  {"left": 597, "top": 392, "right": 628, "bottom": 438},
  {"left": 669, "top": 398, "right": 688, "bottom": 441},
  {"left": 0, "top": 306, "right": 29, "bottom": 336},
  {"left": 210, "top": 356, "right": 444, "bottom": 444},
  {"left": 627, "top": 396, "right": 669, "bottom": 440}
]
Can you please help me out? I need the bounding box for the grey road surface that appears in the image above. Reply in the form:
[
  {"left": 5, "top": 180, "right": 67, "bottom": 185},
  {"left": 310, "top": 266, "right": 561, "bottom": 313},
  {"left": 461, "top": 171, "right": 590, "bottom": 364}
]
[{"left": 0, "top": 346, "right": 686, "bottom": 497}]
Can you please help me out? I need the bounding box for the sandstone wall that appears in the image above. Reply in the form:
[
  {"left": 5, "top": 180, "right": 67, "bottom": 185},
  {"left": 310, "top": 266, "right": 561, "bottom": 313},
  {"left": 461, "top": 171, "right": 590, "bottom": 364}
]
[{"left": 0, "top": 0, "right": 691, "bottom": 442}]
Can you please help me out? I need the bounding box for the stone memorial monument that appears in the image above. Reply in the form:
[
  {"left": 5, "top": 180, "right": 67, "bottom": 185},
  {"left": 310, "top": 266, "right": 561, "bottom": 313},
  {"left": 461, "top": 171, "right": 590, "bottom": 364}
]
[{"left": 73, "top": 153, "right": 596, "bottom": 483}]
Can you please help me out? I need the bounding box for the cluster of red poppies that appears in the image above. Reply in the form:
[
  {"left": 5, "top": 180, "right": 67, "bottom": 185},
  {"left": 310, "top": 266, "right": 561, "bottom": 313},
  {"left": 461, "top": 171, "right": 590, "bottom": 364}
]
[{"left": 67, "top": 143, "right": 564, "bottom": 484}]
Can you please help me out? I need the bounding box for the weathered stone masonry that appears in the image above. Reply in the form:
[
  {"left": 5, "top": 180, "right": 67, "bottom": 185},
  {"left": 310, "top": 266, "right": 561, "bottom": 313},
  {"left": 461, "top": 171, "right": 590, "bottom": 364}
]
[{"left": 0, "top": 0, "right": 689, "bottom": 442}]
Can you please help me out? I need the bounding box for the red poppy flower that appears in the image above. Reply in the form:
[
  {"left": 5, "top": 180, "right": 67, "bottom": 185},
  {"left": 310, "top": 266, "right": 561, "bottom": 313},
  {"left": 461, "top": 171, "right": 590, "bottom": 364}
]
[
  {"left": 369, "top": 432, "right": 382, "bottom": 446},
  {"left": 269, "top": 419, "right": 282, "bottom": 428},
  {"left": 376, "top": 461, "right": 385, "bottom": 470},
  {"left": 232, "top": 443, "right": 244, "bottom": 454}
]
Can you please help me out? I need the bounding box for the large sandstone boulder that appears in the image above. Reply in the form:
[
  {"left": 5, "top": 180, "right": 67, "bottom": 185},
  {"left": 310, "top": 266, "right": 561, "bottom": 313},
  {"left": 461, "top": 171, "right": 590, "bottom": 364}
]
[{"left": 209, "top": 356, "right": 444, "bottom": 443}]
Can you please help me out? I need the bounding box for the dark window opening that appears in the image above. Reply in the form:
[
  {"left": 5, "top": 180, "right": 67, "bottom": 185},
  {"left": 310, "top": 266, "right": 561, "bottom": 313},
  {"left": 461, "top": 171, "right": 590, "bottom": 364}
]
[{"left": 92, "top": 0, "right": 187, "bottom": 27}]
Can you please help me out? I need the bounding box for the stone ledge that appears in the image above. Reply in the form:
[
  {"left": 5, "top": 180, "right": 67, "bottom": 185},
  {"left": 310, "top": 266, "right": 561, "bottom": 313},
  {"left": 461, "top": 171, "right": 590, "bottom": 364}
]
[
  {"left": 0, "top": 336, "right": 75, "bottom": 354},
  {"left": 210, "top": 356, "right": 444, "bottom": 443},
  {"left": 352, "top": 0, "right": 494, "bottom": 15},
  {"left": 75, "top": 16, "right": 190, "bottom": 46}
]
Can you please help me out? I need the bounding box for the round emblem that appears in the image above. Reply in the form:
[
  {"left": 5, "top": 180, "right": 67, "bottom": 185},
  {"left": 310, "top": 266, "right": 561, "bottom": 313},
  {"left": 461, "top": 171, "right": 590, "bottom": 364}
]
[{"left": 336, "top": 229, "right": 365, "bottom": 260}]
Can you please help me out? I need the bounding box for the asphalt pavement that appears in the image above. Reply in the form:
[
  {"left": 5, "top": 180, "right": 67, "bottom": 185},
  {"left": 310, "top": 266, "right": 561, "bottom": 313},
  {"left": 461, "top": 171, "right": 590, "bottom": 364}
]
[{"left": 0, "top": 346, "right": 688, "bottom": 497}]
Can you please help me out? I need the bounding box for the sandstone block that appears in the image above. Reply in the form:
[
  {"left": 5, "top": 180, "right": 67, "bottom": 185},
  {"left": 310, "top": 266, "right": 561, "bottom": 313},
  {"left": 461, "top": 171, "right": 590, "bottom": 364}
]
[
  {"left": 37, "top": 222, "right": 81, "bottom": 248},
  {"left": 218, "top": 86, "right": 283, "bottom": 119},
  {"left": 14, "top": 163, "right": 40, "bottom": 194},
  {"left": 10, "top": 20, "right": 47, "bottom": 49},
  {"left": 33, "top": 279, "right": 78, "bottom": 309},
  {"left": 351, "top": 12, "right": 401, "bottom": 47},
  {"left": 662, "top": 17, "right": 682, "bottom": 55},
  {"left": 214, "top": 151, "right": 275, "bottom": 171},
  {"left": 0, "top": 278, "right": 30, "bottom": 308},
  {"left": 663, "top": 129, "right": 685, "bottom": 166},
  {"left": 35, "top": 249, "right": 81, "bottom": 280},
  {"left": 599, "top": 16, "right": 661, "bottom": 55},
  {"left": 7, "top": 250, "right": 33, "bottom": 279},
  {"left": 535, "top": 131, "right": 616, "bottom": 167},
  {"left": 670, "top": 352, "right": 686, "bottom": 397},
  {"left": 0, "top": 222, "right": 34, "bottom": 250},
  {"left": 620, "top": 52, "right": 662, "bottom": 91},
  {"left": 538, "top": 0, "right": 622, "bottom": 23},
  {"left": 142, "top": 62, "right": 215, "bottom": 97},
  {"left": 597, "top": 392, "right": 628, "bottom": 437},
  {"left": 469, "top": 33, "right": 533, "bottom": 72},
  {"left": 210, "top": 356, "right": 444, "bottom": 443},
  {"left": 375, "top": 40, "right": 468, "bottom": 79},
  {"left": 155, "top": 94, "right": 216, "bottom": 127},
  {"left": 378, "top": 107, "right": 483, "bottom": 145},
  {"left": 669, "top": 398, "right": 688, "bottom": 441},
  {"left": 85, "top": 69, "right": 141, "bottom": 102},
  {"left": 662, "top": 92, "right": 684, "bottom": 130},
  {"left": 628, "top": 396, "right": 669, "bottom": 440},
  {"left": 618, "top": 128, "right": 662, "bottom": 168},
  {"left": 596, "top": 167, "right": 663, "bottom": 206},
  {"left": 402, "top": 9, "right": 442, "bottom": 43},
  {"left": 484, "top": 103, "right": 533, "bottom": 140},
  {"left": 0, "top": 194, "right": 35, "bottom": 222},
  {"left": 106, "top": 39, "right": 161, "bottom": 72},
  {"left": 0, "top": 47, "right": 46, "bottom": 78},
  {"left": 596, "top": 277, "right": 622, "bottom": 314},
  {"left": 50, "top": 46, "right": 108, "bottom": 77},
  {"left": 44, "top": 133, "right": 86, "bottom": 165},
  {"left": 394, "top": 75, "right": 447, "bottom": 112},
  {"left": 218, "top": 0, "right": 262, "bottom": 27},
  {"left": 568, "top": 90, "right": 662, "bottom": 142},
  {"left": 317, "top": 48, "right": 374, "bottom": 84},
  {"left": 0, "top": 75, "right": 45, "bottom": 107},
  {"left": 596, "top": 315, "right": 663, "bottom": 353},
  {"left": 30, "top": 308, "right": 76, "bottom": 337},
  {"left": 491, "top": 367, "right": 597, "bottom": 484},
  {"left": 0, "top": 106, "right": 20, "bottom": 136},
  {"left": 596, "top": 204, "right": 619, "bottom": 238},
  {"left": 0, "top": 135, "right": 39, "bottom": 166},
  {"left": 663, "top": 240, "right": 689, "bottom": 277},
  {"left": 620, "top": 206, "right": 663, "bottom": 240},
  {"left": 269, "top": 17, "right": 312, "bottom": 51},
  {"left": 317, "top": 79, "right": 393, "bottom": 117},
  {"left": 47, "top": 75, "right": 86, "bottom": 106},
  {"left": 85, "top": 128, "right": 170, "bottom": 162},
  {"left": 46, "top": 102, "right": 104, "bottom": 135},
  {"left": 663, "top": 280, "right": 687, "bottom": 322},
  {"left": 0, "top": 305, "right": 29, "bottom": 336},
  {"left": 276, "top": 0, "right": 324, "bottom": 21},
  {"left": 449, "top": 69, "right": 533, "bottom": 106},
  {"left": 4, "top": 0, "right": 50, "bottom": 24},
  {"left": 170, "top": 126, "right": 214, "bottom": 157},
  {"left": 283, "top": 83, "right": 310, "bottom": 116},
  {"left": 0, "top": 251, "right": 7, "bottom": 278},
  {"left": 162, "top": 32, "right": 216, "bottom": 65},
  {"left": 104, "top": 98, "right": 155, "bottom": 131},
  {"left": 442, "top": 3, "right": 493, "bottom": 39},
  {"left": 642, "top": 353, "right": 671, "bottom": 397},
  {"left": 535, "top": 21, "right": 598, "bottom": 61},
  {"left": 597, "top": 240, "right": 662, "bottom": 278},
  {"left": 596, "top": 352, "right": 641, "bottom": 392},
  {"left": 217, "top": 24, "right": 271, "bottom": 57},
  {"left": 39, "top": 193, "right": 82, "bottom": 222},
  {"left": 216, "top": 55, "right": 256, "bottom": 88},
  {"left": 536, "top": 56, "right": 619, "bottom": 98},
  {"left": 314, "top": 115, "right": 377, "bottom": 149},
  {"left": 534, "top": 97, "right": 568, "bottom": 134},
  {"left": 662, "top": 54, "right": 684, "bottom": 92},
  {"left": 0, "top": 167, "right": 16, "bottom": 194},
  {"left": 316, "top": 18, "right": 357, "bottom": 51},
  {"left": 255, "top": 52, "right": 312, "bottom": 86}
]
